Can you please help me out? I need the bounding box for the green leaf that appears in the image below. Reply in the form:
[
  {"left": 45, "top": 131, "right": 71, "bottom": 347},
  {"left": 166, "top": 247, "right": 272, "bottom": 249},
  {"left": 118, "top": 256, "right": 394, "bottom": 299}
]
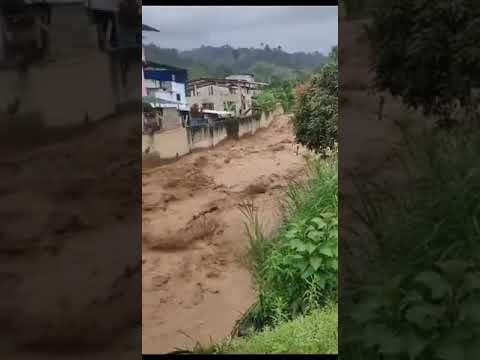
[
  {"left": 284, "top": 229, "right": 298, "bottom": 240},
  {"left": 311, "top": 217, "right": 327, "bottom": 229},
  {"left": 318, "top": 246, "right": 333, "bottom": 257},
  {"left": 329, "top": 259, "right": 338, "bottom": 270},
  {"left": 307, "top": 230, "right": 323, "bottom": 241},
  {"left": 321, "top": 212, "right": 337, "bottom": 219},
  {"left": 310, "top": 257, "right": 322, "bottom": 271},
  {"left": 414, "top": 271, "right": 451, "bottom": 300},
  {"left": 306, "top": 243, "right": 317, "bottom": 254}
]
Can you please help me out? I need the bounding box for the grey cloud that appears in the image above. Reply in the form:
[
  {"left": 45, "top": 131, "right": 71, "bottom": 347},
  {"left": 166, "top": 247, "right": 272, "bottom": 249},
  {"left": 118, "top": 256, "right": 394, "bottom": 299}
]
[{"left": 142, "top": 6, "right": 337, "bottom": 54}]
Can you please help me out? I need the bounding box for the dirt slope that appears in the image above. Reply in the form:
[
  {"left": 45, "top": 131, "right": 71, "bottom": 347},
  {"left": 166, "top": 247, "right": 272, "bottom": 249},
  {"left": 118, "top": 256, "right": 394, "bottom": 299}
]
[{"left": 142, "top": 115, "right": 311, "bottom": 354}]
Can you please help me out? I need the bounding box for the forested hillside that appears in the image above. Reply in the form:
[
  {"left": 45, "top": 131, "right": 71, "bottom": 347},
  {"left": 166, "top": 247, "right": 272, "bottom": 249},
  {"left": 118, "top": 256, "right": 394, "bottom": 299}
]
[{"left": 143, "top": 43, "right": 330, "bottom": 82}]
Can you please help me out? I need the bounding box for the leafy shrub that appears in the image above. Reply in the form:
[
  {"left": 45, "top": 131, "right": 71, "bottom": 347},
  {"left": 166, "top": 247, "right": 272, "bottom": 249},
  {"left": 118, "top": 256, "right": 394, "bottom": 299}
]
[
  {"left": 293, "top": 60, "right": 338, "bottom": 152},
  {"left": 347, "top": 260, "right": 480, "bottom": 360},
  {"left": 245, "top": 158, "right": 338, "bottom": 328},
  {"left": 367, "top": 0, "right": 480, "bottom": 126}
]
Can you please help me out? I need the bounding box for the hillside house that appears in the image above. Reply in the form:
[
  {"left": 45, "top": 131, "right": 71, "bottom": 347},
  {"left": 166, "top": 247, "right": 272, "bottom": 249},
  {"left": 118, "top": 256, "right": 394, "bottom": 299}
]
[
  {"left": 143, "top": 61, "right": 189, "bottom": 130},
  {"left": 187, "top": 76, "right": 266, "bottom": 116}
]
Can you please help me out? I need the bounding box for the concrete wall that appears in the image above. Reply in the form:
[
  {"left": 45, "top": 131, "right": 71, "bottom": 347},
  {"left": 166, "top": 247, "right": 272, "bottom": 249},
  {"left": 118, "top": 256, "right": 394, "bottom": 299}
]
[
  {"left": 143, "top": 105, "right": 283, "bottom": 160},
  {"left": 189, "top": 126, "right": 212, "bottom": 149},
  {"left": 143, "top": 127, "right": 190, "bottom": 159},
  {"left": 161, "top": 108, "right": 182, "bottom": 130}
]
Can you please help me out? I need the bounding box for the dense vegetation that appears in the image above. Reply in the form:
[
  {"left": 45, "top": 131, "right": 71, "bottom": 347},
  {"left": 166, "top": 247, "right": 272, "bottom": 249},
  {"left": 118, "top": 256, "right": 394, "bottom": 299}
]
[
  {"left": 143, "top": 43, "right": 328, "bottom": 82},
  {"left": 293, "top": 47, "right": 338, "bottom": 152},
  {"left": 342, "top": 1, "right": 480, "bottom": 359},
  {"left": 367, "top": 0, "right": 480, "bottom": 127},
  {"left": 344, "top": 127, "right": 480, "bottom": 360},
  {"left": 247, "top": 159, "right": 337, "bottom": 327}
]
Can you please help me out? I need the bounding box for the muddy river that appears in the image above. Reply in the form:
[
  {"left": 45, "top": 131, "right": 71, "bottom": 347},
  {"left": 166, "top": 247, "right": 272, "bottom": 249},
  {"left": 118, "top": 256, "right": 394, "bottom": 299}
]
[{"left": 142, "top": 114, "right": 311, "bottom": 353}]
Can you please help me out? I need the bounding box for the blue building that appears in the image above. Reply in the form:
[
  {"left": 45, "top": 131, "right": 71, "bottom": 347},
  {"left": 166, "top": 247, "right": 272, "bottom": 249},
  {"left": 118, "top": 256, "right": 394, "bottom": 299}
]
[{"left": 143, "top": 61, "right": 188, "bottom": 112}]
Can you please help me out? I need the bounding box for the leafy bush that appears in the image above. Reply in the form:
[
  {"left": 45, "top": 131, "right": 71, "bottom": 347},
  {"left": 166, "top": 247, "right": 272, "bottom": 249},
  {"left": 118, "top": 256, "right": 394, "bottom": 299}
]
[
  {"left": 219, "top": 303, "right": 338, "bottom": 354},
  {"left": 253, "top": 80, "right": 296, "bottom": 114},
  {"left": 252, "top": 90, "right": 277, "bottom": 113},
  {"left": 244, "top": 158, "right": 338, "bottom": 328},
  {"left": 293, "top": 60, "right": 338, "bottom": 152},
  {"left": 367, "top": 0, "right": 480, "bottom": 126},
  {"left": 269, "top": 80, "right": 296, "bottom": 113}
]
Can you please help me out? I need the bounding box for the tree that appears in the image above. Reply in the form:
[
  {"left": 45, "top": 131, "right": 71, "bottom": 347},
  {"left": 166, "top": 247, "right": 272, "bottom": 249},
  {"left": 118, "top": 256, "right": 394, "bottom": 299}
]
[
  {"left": 367, "top": 0, "right": 480, "bottom": 127},
  {"left": 293, "top": 58, "right": 338, "bottom": 152},
  {"left": 328, "top": 45, "right": 338, "bottom": 63}
]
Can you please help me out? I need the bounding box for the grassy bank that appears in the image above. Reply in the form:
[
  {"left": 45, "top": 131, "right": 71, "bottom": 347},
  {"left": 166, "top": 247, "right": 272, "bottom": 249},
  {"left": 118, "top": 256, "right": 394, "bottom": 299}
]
[{"left": 220, "top": 303, "right": 338, "bottom": 354}]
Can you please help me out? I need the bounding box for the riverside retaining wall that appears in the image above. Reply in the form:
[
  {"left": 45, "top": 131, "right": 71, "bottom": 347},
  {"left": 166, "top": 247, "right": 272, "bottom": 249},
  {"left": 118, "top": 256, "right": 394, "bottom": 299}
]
[{"left": 143, "top": 104, "right": 284, "bottom": 159}]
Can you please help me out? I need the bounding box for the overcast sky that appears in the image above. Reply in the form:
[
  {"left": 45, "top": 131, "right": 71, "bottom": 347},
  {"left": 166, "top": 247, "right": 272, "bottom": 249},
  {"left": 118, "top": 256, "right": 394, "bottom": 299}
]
[{"left": 142, "top": 6, "right": 338, "bottom": 55}]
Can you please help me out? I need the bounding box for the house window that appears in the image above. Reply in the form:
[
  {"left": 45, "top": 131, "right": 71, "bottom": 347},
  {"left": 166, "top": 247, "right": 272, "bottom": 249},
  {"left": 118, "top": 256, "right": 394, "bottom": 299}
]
[
  {"left": 202, "top": 103, "right": 214, "bottom": 110},
  {"left": 176, "top": 93, "right": 181, "bottom": 101},
  {"left": 208, "top": 86, "right": 214, "bottom": 96}
]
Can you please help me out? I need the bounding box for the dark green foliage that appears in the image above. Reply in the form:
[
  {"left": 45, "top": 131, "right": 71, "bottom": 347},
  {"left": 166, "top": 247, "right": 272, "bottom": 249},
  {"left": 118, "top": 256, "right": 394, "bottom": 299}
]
[
  {"left": 143, "top": 44, "right": 326, "bottom": 81},
  {"left": 367, "top": 0, "right": 480, "bottom": 125},
  {"left": 293, "top": 59, "right": 338, "bottom": 152},
  {"left": 343, "top": 127, "right": 480, "bottom": 360}
]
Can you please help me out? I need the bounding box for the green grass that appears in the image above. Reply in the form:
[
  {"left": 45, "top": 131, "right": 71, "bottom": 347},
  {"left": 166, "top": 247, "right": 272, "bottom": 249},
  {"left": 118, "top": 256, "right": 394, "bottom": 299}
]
[{"left": 218, "top": 303, "right": 338, "bottom": 354}]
